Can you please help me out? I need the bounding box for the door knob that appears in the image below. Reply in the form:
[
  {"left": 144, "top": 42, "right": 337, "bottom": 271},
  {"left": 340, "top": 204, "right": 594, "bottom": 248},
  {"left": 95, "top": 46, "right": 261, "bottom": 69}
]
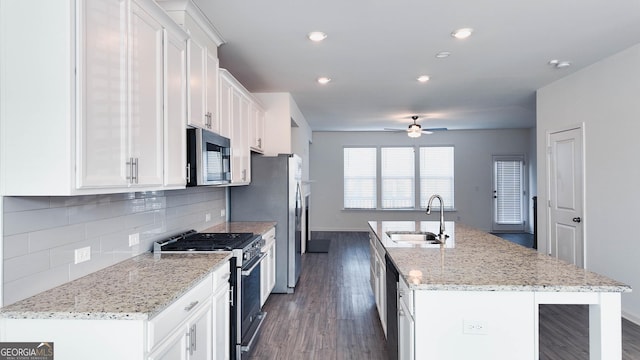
[{"left": 572, "top": 217, "right": 581, "bottom": 223}]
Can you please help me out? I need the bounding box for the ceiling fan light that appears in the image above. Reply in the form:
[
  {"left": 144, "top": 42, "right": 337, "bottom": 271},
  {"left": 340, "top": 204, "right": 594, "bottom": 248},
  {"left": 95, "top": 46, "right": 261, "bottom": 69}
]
[{"left": 407, "top": 130, "right": 422, "bottom": 138}]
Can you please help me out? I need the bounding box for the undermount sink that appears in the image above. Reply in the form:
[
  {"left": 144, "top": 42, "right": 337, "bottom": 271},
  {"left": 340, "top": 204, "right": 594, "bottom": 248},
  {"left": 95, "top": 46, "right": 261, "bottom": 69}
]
[{"left": 386, "top": 231, "right": 443, "bottom": 245}]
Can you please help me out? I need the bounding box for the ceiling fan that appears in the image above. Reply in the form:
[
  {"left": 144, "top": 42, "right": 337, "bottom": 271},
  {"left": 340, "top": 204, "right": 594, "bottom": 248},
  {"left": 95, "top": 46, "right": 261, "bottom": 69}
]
[{"left": 384, "top": 116, "right": 447, "bottom": 138}]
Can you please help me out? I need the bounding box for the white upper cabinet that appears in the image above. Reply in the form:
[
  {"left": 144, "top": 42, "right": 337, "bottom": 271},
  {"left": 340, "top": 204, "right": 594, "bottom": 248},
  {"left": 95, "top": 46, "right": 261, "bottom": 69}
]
[
  {"left": 219, "top": 69, "right": 253, "bottom": 185},
  {"left": 157, "top": 0, "right": 224, "bottom": 133},
  {"left": 164, "top": 22, "right": 189, "bottom": 187},
  {"left": 0, "top": 0, "right": 189, "bottom": 195},
  {"left": 249, "top": 101, "right": 266, "bottom": 153}
]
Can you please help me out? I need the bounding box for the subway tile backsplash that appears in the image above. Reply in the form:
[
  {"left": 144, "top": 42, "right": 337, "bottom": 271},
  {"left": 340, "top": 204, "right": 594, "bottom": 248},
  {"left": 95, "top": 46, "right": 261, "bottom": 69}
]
[{"left": 2, "top": 187, "right": 227, "bottom": 305}]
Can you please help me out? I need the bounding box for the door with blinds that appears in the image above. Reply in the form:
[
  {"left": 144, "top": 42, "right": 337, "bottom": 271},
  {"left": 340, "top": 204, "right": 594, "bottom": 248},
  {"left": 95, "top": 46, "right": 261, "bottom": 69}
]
[{"left": 492, "top": 155, "right": 526, "bottom": 232}]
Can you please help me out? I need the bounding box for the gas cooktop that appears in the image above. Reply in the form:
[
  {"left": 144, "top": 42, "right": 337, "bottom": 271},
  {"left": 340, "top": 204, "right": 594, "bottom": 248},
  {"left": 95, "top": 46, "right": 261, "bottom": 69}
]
[{"left": 154, "top": 231, "right": 260, "bottom": 253}]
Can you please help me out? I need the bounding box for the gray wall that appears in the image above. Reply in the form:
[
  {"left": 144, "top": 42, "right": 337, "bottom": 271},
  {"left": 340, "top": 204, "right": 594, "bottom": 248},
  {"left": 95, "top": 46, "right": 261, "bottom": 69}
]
[
  {"left": 309, "top": 129, "right": 535, "bottom": 232},
  {"left": 537, "top": 43, "right": 640, "bottom": 323},
  {"left": 2, "top": 187, "right": 227, "bottom": 305}
]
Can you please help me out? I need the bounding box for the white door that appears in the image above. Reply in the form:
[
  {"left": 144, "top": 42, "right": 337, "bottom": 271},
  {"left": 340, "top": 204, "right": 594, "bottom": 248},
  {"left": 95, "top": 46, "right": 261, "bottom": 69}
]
[
  {"left": 547, "top": 127, "right": 584, "bottom": 268},
  {"left": 492, "top": 155, "right": 526, "bottom": 232}
]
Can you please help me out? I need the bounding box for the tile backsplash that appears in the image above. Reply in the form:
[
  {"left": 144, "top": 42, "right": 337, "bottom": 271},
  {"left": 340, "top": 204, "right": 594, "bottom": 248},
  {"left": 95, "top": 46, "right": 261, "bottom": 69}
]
[{"left": 2, "top": 186, "right": 227, "bottom": 305}]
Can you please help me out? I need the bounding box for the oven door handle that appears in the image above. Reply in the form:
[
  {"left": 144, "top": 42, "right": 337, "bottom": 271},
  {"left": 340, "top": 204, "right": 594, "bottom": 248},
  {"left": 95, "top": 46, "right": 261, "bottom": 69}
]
[{"left": 241, "top": 253, "right": 267, "bottom": 276}]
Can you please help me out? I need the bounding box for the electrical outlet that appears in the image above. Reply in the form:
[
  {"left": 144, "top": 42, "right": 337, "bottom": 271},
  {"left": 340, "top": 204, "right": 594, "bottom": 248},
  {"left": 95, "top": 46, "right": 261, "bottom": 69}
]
[
  {"left": 463, "top": 320, "right": 488, "bottom": 335},
  {"left": 128, "top": 233, "right": 140, "bottom": 247},
  {"left": 220, "top": 209, "right": 226, "bottom": 217},
  {"left": 74, "top": 246, "right": 91, "bottom": 264},
  {"left": 205, "top": 213, "right": 212, "bottom": 222}
]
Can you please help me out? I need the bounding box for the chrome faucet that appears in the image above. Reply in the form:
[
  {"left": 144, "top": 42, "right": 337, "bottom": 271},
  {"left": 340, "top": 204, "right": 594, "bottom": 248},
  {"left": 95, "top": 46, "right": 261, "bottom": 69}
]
[{"left": 426, "top": 194, "right": 445, "bottom": 237}]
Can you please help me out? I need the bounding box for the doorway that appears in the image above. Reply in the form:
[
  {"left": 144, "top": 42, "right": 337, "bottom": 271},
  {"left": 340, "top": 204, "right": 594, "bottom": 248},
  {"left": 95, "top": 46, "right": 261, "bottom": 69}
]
[
  {"left": 492, "top": 155, "right": 526, "bottom": 232},
  {"left": 547, "top": 126, "right": 585, "bottom": 268}
]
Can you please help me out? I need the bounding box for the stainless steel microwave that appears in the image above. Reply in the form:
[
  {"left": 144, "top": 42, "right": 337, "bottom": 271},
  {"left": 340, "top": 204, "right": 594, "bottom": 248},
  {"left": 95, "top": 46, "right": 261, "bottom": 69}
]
[{"left": 186, "top": 128, "right": 231, "bottom": 186}]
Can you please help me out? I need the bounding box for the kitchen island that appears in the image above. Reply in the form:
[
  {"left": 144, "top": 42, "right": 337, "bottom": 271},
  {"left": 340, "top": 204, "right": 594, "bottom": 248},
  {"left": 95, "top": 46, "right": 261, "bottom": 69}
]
[{"left": 369, "top": 221, "right": 631, "bottom": 360}]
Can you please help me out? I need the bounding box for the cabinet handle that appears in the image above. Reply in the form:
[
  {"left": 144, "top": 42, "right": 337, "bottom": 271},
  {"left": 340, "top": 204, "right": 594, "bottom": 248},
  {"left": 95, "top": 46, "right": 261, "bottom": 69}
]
[
  {"left": 192, "top": 324, "right": 197, "bottom": 352},
  {"left": 126, "top": 157, "right": 134, "bottom": 183},
  {"left": 186, "top": 163, "right": 191, "bottom": 183},
  {"left": 399, "top": 308, "right": 405, "bottom": 317},
  {"left": 242, "top": 169, "right": 246, "bottom": 181},
  {"left": 184, "top": 301, "right": 199, "bottom": 312},
  {"left": 229, "top": 286, "right": 234, "bottom": 306},
  {"left": 258, "top": 138, "right": 262, "bottom": 148},
  {"left": 133, "top": 157, "right": 139, "bottom": 184}
]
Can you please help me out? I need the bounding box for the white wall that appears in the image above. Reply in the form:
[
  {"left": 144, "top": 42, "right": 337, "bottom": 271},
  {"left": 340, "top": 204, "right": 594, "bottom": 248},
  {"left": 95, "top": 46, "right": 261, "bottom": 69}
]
[
  {"left": 309, "top": 129, "right": 534, "bottom": 232},
  {"left": 2, "top": 187, "right": 227, "bottom": 305},
  {"left": 537, "top": 43, "right": 640, "bottom": 322}
]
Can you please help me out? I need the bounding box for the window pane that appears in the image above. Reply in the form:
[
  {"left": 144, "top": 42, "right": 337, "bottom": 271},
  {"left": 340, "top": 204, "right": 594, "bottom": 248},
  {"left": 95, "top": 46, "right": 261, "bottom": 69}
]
[
  {"left": 495, "top": 160, "right": 523, "bottom": 224},
  {"left": 382, "top": 147, "right": 414, "bottom": 208},
  {"left": 344, "top": 148, "right": 376, "bottom": 208},
  {"left": 420, "top": 147, "right": 454, "bottom": 209}
]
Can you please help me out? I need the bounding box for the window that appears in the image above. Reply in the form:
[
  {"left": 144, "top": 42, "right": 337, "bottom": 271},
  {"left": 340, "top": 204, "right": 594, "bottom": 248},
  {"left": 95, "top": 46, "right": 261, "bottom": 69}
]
[
  {"left": 381, "top": 147, "right": 415, "bottom": 208},
  {"left": 420, "top": 147, "right": 454, "bottom": 209},
  {"left": 343, "top": 146, "right": 454, "bottom": 210},
  {"left": 343, "top": 147, "right": 376, "bottom": 209},
  {"left": 493, "top": 156, "right": 524, "bottom": 226}
]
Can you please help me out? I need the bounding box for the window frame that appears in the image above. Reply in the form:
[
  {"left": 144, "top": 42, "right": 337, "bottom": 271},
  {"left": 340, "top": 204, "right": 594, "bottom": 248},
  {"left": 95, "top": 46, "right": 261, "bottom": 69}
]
[{"left": 343, "top": 145, "right": 455, "bottom": 211}]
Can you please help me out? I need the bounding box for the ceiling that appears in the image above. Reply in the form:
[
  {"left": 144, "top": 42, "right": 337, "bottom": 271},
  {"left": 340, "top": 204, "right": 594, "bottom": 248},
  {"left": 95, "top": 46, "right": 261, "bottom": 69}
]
[{"left": 194, "top": 0, "right": 640, "bottom": 132}]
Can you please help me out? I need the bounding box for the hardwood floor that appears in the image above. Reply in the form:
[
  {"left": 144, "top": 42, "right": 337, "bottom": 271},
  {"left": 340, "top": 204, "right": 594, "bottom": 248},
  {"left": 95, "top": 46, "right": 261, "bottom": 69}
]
[
  {"left": 247, "top": 232, "right": 388, "bottom": 360},
  {"left": 248, "top": 232, "right": 640, "bottom": 360}
]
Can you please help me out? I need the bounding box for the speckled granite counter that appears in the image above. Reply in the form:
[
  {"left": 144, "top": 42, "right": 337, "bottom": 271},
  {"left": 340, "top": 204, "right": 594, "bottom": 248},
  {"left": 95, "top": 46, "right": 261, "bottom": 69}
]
[
  {"left": 203, "top": 221, "right": 276, "bottom": 235},
  {"left": 369, "top": 221, "right": 631, "bottom": 293},
  {"left": 0, "top": 252, "right": 232, "bottom": 320}
]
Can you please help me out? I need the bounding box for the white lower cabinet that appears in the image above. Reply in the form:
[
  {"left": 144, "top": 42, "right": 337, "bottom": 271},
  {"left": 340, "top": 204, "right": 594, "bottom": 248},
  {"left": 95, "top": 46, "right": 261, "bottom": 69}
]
[
  {"left": 369, "top": 231, "right": 386, "bottom": 335},
  {"left": 148, "top": 298, "right": 213, "bottom": 360},
  {"left": 260, "top": 227, "right": 277, "bottom": 307},
  {"left": 398, "top": 276, "right": 414, "bottom": 360},
  {"left": 0, "top": 263, "right": 231, "bottom": 360}
]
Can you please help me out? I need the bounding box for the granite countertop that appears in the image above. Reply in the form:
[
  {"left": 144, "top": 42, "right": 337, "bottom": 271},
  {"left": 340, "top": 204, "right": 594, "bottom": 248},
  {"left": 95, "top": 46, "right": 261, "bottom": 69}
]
[
  {"left": 369, "top": 221, "right": 631, "bottom": 293},
  {"left": 0, "top": 252, "right": 232, "bottom": 320},
  {"left": 203, "top": 221, "right": 276, "bottom": 235}
]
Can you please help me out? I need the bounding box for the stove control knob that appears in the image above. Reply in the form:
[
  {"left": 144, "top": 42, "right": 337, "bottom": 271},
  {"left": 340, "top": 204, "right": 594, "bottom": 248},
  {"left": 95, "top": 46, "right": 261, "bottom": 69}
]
[{"left": 243, "top": 253, "right": 249, "bottom": 261}]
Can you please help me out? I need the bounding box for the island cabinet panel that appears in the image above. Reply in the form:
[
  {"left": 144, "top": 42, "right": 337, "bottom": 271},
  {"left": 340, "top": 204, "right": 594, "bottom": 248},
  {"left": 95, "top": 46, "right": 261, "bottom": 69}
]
[{"left": 413, "top": 291, "right": 536, "bottom": 360}]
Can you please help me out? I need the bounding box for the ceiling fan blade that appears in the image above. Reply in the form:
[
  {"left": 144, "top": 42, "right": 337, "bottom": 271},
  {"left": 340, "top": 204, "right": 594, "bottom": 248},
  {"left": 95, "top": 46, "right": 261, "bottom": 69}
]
[
  {"left": 383, "top": 128, "right": 406, "bottom": 132},
  {"left": 424, "top": 127, "right": 448, "bottom": 132}
]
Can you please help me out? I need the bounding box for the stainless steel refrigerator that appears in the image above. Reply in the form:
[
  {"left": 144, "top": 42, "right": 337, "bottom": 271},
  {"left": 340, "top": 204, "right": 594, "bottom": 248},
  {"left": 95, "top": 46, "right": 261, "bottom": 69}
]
[{"left": 229, "top": 153, "right": 303, "bottom": 293}]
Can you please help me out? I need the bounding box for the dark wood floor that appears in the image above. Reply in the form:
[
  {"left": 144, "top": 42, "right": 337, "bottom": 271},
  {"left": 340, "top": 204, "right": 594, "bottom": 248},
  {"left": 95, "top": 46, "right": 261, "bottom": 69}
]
[{"left": 249, "top": 232, "right": 640, "bottom": 360}]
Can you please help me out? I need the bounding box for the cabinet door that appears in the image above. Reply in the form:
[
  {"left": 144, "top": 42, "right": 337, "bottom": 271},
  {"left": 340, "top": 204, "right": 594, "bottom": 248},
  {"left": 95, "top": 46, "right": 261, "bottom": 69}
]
[
  {"left": 149, "top": 329, "right": 188, "bottom": 360},
  {"left": 219, "top": 72, "right": 233, "bottom": 139},
  {"left": 129, "top": 1, "right": 164, "bottom": 186},
  {"left": 398, "top": 299, "right": 414, "bottom": 360},
  {"left": 213, "top": 283, "right": 230, "bottom": 360},
  {"left": 164, "top": 29, "right": 187, "bottom": 187},
  {"left": 190, "top": 303, "right": 213, "bottom": 360},
  {"left": 230, "top": 89, "right": 245, "bottom": 183},
  {"left": 250, "top": 102, "right": 265, "bottom": 152},
  {"left": 188, "top": 38, "right": 207, "bottom": 129},
  {"left": 205, "top": 52, "right": 219, "bottom": 133},
  {"left": 78, "top": 0, "right": 129, "bottom": 188}
]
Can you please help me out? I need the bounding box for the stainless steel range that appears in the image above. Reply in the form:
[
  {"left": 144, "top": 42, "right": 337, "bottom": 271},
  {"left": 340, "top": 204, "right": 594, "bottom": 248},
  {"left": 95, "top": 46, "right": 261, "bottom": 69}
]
[{"left": 154, "top": 230, "right": 266, "bottom": 360}]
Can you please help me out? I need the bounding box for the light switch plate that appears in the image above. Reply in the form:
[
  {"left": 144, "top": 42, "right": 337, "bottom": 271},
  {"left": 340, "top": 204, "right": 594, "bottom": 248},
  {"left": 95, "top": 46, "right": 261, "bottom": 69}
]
[
  {"left": 129, "top": 233, "right": 140, "bottom": 247},
  {"left": 205, "top": 213, "right": 212, "bottom": 222},
  {"left": 220, "top": 209, "right": 226, "bottom": 217},
  {"left": 74, "top": 246, "right": 91, "bottom": 264},
  {"left": 463, "top": 320, "right": 488, "bottom": 335}
]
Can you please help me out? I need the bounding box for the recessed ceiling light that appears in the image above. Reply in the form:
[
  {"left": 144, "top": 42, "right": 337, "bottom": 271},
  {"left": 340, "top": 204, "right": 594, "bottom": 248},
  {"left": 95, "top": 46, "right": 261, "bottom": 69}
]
[
  {"left": 451, "top": 28, "right": 474, "bottom": 39},
  {"left": 417, "top": 75, "right": 430, "bottom": 83},
  {"left": 435, "top": 51, "right": 451, "bottom": 58},
  {"left": 548, "top": 59, "right": 571, "bottom": 69},
  {"left": 307, "top": 31, "right": 327, "bottom": 42},
  {"left": 317, "top": 76, "right": 331, "bottom": 84}
]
